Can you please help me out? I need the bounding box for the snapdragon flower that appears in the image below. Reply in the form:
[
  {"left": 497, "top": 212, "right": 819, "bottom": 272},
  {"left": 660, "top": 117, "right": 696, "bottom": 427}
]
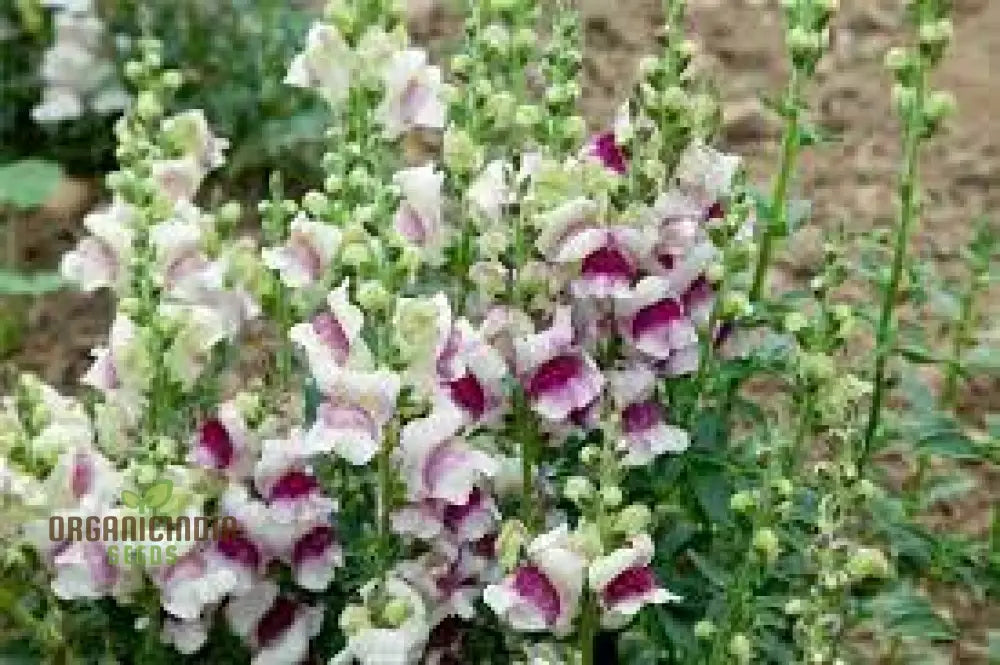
[
  {"left": 378, "top": 48, "right": 446, "bottom": 138},
  {"left": 483, "top": 525, "right": 586, "bottom": 636},
  {"left": 515, "top": 307, "right": 604, "bottom": 422},
  {"left": 588, "top": 534, "right": 680, "bottom": 628}
]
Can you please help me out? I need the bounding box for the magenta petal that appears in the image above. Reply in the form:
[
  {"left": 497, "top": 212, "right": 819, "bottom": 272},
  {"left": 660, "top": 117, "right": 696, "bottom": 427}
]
[
  {"left": 395, "top": 204, "right": 427, "bottom": 245},
  {"left": 292, "top": 525, "right": 336, "bottom": 565},
  {"left": 448, "top": 374, "right": 487, "bottom": 419},
  {"left": 512, "top": 564, "right": 561, "bottom": 625},
  {"left": 71, "top": 453, "right": 93, "bottom": 499},
  {"left": 705, "top": 201, "right": 725, "bottom": 221},
  {"left": 622, "top": 401, "right": 663, "bottom": 434},
  {"left": 269, "top": 471, "right": 319, "bottom": 501},
  {"left": 255, "top": 597, "right": 298, "bottom": 647},
  {"left": 312, "top": 312, "right": 350, "bottom": 363},
  {"left": 441, "top": 487, "right": 484, "bottom": 530},
  {"left": 581, "top": 246, "right": 636, "bottom": 282},
  {"left": 217, "top": 531, "right": 260, "bottom": 570},
  {"left": 591, "top": 132, "right": 627, "bottom": 174},
  {"left": 526, "top": 354, "right": 582, "bottom": 398},
  {"left": 682, "top": 276, "right": 713, "bottom": 311},
  {"left": 602, "top": 565, "right": 657, "bottom": 604},
  {"left": 631, "top": 299, "right": 684, "bottom": 339},
  {"left": 198, "top": 418, "right": 235, "bottom": 469}
]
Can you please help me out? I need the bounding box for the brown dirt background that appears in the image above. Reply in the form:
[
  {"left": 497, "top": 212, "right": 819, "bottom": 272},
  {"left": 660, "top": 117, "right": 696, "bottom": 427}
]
[{"left": 2, "top": 0, "right": 998, "bottom": 660}]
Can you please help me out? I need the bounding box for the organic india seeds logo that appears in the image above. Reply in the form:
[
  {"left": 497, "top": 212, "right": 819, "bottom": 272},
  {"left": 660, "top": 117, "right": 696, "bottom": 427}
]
[{"left": 48, "top": 478, "right": 239, "bottom": 567}]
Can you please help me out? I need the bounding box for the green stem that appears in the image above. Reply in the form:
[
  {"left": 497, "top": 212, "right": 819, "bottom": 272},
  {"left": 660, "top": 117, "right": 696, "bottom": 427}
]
[
  {"left": 791, "top": 386, "right": 815, "bottom": 469},
  {"left": 941, "top": 284, "right": 975, "bottom": 408},
  {"left": 750, "top": 67, "right": 802, "bottom": 302},
  {"left": 862, "top": 67, "right": 926, "bottom": 464},
  {"left": 579, "top": 591, "right": 598, "bottom": 665},
  {"left": 516, "top": 388, "right": 537, "bottom": 529},
  {"left": 378, "top": 418, "right": 397, "bottom": 569}
]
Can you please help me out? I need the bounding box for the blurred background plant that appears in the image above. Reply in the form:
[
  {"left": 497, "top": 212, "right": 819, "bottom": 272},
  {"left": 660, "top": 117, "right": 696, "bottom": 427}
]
[{"left": 1, "top": 0, "right": 327, "bottom": 182}]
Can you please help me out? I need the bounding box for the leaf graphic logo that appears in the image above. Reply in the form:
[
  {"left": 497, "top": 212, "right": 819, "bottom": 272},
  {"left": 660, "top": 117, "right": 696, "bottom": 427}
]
[{"left": 120, "top": 480, "right": 173, "bottom": 515}]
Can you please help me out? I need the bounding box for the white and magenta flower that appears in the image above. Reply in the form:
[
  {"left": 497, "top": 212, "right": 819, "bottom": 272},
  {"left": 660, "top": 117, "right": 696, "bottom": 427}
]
[
  {"left": 49, "top": 539, "right": 121, "bottom": 600},
  {"left": 378, "top": 48, "right": 446, "bottom": 138},
  {"left": 151, "top": 158, "right": 205, "bottom": 205},
  {"left": 291, "top": 524, "right": 343, "bottom": 591},
  {"left": 586, "top": 131, "right": 628, "bottom": 175},
  {"left": 188, "top": 401, "right": 256, "bottom": 477},
  {"left": 515, "top": 307, "right": 604, "bottom": 422},
  {"left": 306, "top": 369, "right": 401, "bottom": 466},
  {"left": 225, "top": 581, "right": 324, "bottom": 665},
  {"left": 332, "top": 577, "right": 431, "bottom": 665},
  {"left": 284, "top": 22, "right": 352, "bottom": 107},
  {"left": 435, "top": 318, "right": 508, "bottom": 423},
  {"left": 60, "top": 199, "right": 134, "bottom": 293},
  {"left": 646, "top": 190, "right": 718, "bottom": 295},
  {"left": 391, "top": 487, "right": 499, "bottom": 553},
  {"left": 398, "top": 407, "right": 497, "bottom": 504},
  {"left": 607, "top": 368, "right": 689, "bottom": 467},
  {"left": 393, "top": 164, "right": 445, "bottom": 258},
  {"left": 262, "top": 213, "right": 342, "bottom": 288},
  {"left": 289, "top": 279, "right": 370, "bottom": 374},
  {"left": 162, "top": 617, "right": 210, "bottom": 655},
  {"left": 615, "top": 276, "right": 698, "bottom": 362},
  {"left": 468, "top": 160, "right": 511, "bottom": 223},
  {"left": 156, "top": 550, "right": 246, "bottom": 621},
  {"left": 395, "top": 551, "right": 481, "bottom": 624},
  {"left": 675, "top": 140, "right": 740, "bottom": 211},
  {"left": 44, "top": 446, "right": 121, "bottom": 509},
  {"left": 588, "top": 534, "right": 679, "bottom": 628},
  {"left": 483, "top": 525, "right": 586, "bottom": 636},
  {"left": 163, "top": 109, "right": 229, "bottom": 171}
]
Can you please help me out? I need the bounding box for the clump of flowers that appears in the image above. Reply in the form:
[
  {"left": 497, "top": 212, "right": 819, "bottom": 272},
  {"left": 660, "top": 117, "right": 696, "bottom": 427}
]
[{"left": 32, "top": 0, "right": 129, "bottom": 123}]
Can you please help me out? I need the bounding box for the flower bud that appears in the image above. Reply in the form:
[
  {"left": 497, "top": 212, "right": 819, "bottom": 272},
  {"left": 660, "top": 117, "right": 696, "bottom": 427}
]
[
  {"left": 514, "top": 104, "right": 542, "bottom": 128},
  {"left": 356, "top": 281, "right": 392, "bottom": 312},
  {"left": 381, "top": 598, "right": 411, "bottom": 628},
  {"left": 614, "top": 504, "right": 652, "bottom": 537},
  {"left": 730, "top": 634, "right": 752, "bottom": 664},
  {"left": 136, "top": 91, "right": 162, "bottom": 121},
  {"left": 339, "top": 605, "right": 370, "bottom": 636},
  {"left": 601, "top": 485, "right": 623, "bottom": 509},
  {"left": 730, "top": 490, "right": 756, "bottom": 513},
  {"left": 302, "top": 190, "right": 330, "bottom": 217},
  {"left": 443, "top": 127, "right": 483, "bottom": 174},
  {"left": 564, "top": 476, "right": 594, "bottom": 503},
  {"left": 783, "top": 311, "right": 809, "bottom": 333},
  {"left": 161, "top": 70, "right": 183, "bottom": 90},
  {"left": 924, "top": 90, "right": 957, "bottom": 125},
  {"left": 752, "top": 527, "right": 781, "bottom": 562},
  {"left": 694, "top": 619, "right": 716, "bottom": 640},
  {"left": 497, "top": 520, "right": 528, "bottom": 572},
  {"left": 846, "top": 547, "right": 892, "bottom": 581}
]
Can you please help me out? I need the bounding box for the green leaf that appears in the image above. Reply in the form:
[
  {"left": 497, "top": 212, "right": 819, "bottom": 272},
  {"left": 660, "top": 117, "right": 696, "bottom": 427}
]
[
  {"left": 142, "top": 480, "right": 173, "bottom": 509},
  {"left": 916, "top": 429, "right": 982, "bottom": 461},
  {"left": 0, "top": 160, "right": 64, "bottom": 209},
  {"left": 120, "top": 490, "right": 143, "bottom": 509},
  {"left": 685, "top": 549, "right": 730, "bottom": 587},
  {"left": 897, "top": 343, "right": 943, "bottom": 365},
  {"left": 862, "top": 584, "right": 956, "bottom": 643},
  {"left": 0, "top": 270, "right": 64, "bottom": 296},
  {"left": 988, "top": 630, "right": 1000, "bottom": 664}
]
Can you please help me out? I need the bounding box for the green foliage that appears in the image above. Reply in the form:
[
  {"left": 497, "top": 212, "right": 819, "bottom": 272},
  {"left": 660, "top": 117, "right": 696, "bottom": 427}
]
[
  {"left": 0, "top": 159, "right": 63, "bottom": 209},
  {"left": 0, "top": 270, "right": 63, "bottom": 295}
]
